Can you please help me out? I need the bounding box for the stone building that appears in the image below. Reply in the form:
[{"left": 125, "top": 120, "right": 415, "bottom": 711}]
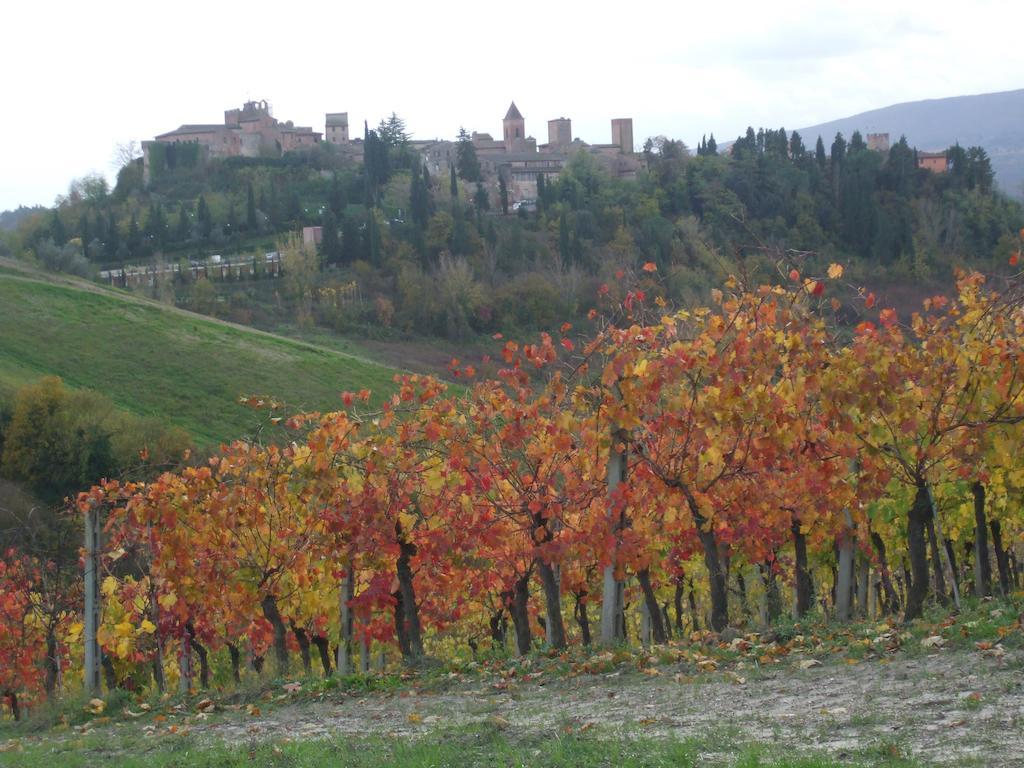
[
  {"left": 325, "top": 113, "right": 350, "bottom": 144},
  {"left": 917, "top": 151, "right": 949, "bottom": 173},
  {"left": 143, "top": 100, "right": 322, "bottom": 182},
  {"left": 867, "top": 133, "right": 890, "bottom": 152}
]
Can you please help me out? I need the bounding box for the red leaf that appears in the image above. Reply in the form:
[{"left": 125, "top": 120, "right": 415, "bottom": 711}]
[
  {"left": 561, "top": 338, "right": 575, "bottom": 352},
  {"left": 789, "top": 269, "right": 800, "bottom": 281},
  {"left": 864, "top": 292, "right": 876, "bottom": 309}
]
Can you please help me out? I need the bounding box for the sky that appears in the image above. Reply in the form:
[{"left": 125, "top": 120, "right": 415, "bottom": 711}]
[{"left": 2, "top": 0, "right": 1023, "bottom": 212}]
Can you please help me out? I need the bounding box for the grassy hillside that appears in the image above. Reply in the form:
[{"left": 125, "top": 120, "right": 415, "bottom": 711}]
[{"left": 0, "top": 261, "right": 401, "bottom": 446}]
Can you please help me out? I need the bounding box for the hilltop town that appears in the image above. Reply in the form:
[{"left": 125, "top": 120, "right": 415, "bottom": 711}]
[{"left": 143, "top": 100, "right": 643, "bottom": 202}]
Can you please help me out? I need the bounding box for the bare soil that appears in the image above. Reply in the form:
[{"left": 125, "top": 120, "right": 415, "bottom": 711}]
[{"left": 189, "top": 648, "right": 1024, "bottom": 766}]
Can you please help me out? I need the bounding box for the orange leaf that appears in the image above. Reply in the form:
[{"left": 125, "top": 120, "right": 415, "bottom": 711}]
[
  {"left": 864, "top": 292, "right": 876, "bottom": 309},
  {"left": 642, "top": 262, "right": 658, "bottom": 273}
]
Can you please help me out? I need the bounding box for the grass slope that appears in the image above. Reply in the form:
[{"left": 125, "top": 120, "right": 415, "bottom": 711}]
[{"left": 0, "top": 263, "right": 400, "bottom": 446}]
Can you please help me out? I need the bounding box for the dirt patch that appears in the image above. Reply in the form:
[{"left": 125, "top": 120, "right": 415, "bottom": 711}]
[{"left": 186, "top": 649, "right": 1023, "bottom": 765}]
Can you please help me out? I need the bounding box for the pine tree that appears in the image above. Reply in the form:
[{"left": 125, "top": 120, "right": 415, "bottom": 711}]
[
  {"left": 175, "top": 205, "right": 190, "bottom": 243},
  {"left": 707, "top": 134, "right": 718, "bottom": 155},
  {"left": 815, "top": 136, "right": 827, "bottom": 170},
  {"left": 450, "top": 164, "right": 458, "bottom": 199},
  {"left": 789, "top": 131, "right": 806, "bottom": 160},
  {"left": 474, "top": 182, "right": 490, "bottom": 219}
]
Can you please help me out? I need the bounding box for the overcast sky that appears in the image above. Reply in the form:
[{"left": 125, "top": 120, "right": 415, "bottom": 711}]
[{"left": 2, "top": 0, "right": 1022, "bottom": 211}]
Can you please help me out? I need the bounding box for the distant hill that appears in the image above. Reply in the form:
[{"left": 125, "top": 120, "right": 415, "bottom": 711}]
[
  {"left": 794, "top": 88, "right": 1024, "bottom": 198},
  {"left": 0, "top": 205, "right": 46, "bottom": 231},
  {"left": 0, "top": 259, "right": 401, "bottom": 446}
]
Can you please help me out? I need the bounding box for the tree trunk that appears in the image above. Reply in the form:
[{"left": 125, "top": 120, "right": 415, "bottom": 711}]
[
  {"left": 736, "top": 569, "right": 749, "bottom": 618},
  {"left": 4, "top": 690, "right": 19, "bottom": 721},
  {"left": 44, "top": 630, "right": 59, "bottom": 696},
  {"left": 1010, "top": 551, "right": 1021, "bottom": 588},
  {"left": 489, "top": 607, "right": 507, "bottom": 646},
  {"left": 870, "top": 530, "right": 900, "bottom": 615},
  {"left": 261, "top": 595, "right": 290, "bottom": 675},
  {"left": 662, "top": 604, "right": 672, "bottom": 640},
  {"left": 395, "top": 535, "right": 424, "bottom": 661},
  {"left": 687, "top": 578, "right": 700, "bottom": 632},
  {"left": 312, "top": 634, "right": 332, "bottom": 677},
  {"left": 573, "top": 594, "right": 592, "bottom": 647},
  {"left": 536, "top": 559, "right": 566, "bottom": 649},
  {"left": 972, "top": 482, "right": 993, "bottom": 597},
  {"left": 227, "top": 642, "right": 242, "bottom": 684},
  {"left": 990, "top": 519, "right": 1011, "bottom": 596},
  {"left": 905, "top": 483, "right": 932, "bottom": 621},
  {"left": 792, "top": 516, "right": 812, "bottom": 619},
  {"left": 925, "top": 516, "right": 948, "bottom": 605},
  {"left": 673, "top": 579, "right": 685, "bottom": 634},
  {"left": 102, "top": 655, "right": 117, "bottom": 691},
  {"left": 836, "top": 516, "right": 855, "bottom": 622},
  {"left": 290, "top": 622, "right": 312, "bottom": 673},
  {"left": 695, "top": 517, "right": 728, "bottom": 631},
  {"left": 636, "top": 568, "right": 668, "bottom": 644},
  {"left": 186, "top": 624, "right": 210, "bottom": 689},
  {"left": 760, "top": 562, "right": 783, "bottom": 624},
  {"left": 856, "top": 555, "right": 870, "bottom": 617},
  {"left": 601, "top": 432, "right": 627, "bottom": 646},
  {"left": 509, "top": 573, "right": 532, "bottom": 655},
  {"left": 392, "top": 589, "right": 410, "bottom": 658}
]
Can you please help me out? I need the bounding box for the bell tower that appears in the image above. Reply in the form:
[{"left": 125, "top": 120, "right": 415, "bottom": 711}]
[{"left": 503, "top": 102, "right": 525, "bottom": 152}]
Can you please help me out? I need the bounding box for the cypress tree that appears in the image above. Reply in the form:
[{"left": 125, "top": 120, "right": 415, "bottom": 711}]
[
  {"left": 196, "top": 195, "right": 212, "bottom": 239},
  {"left": 126, "top": 212, "right": 142, "bottom": 258},
  {"left": 707, "top": 134, "right": 718, "bottom": 155},
  {"left": 498, "top": 176, "right": 509, "bottom": 215},
  {"left": 321, "top": 208, "right": 341, "bottom": 265},
  {"left": 104, "top": 211, "right": 120, "bottom": 259},
  {"left": 450, "top": 164, "right": 458, "bottom": 199},
  {"left": 246, "top": 183, "right": 258, "bottom": 231},
  {"left": 410, "top": 162, "right": 429, "bottom": 229},
  {"left": 78, "top": 212, "right": 91, "bottom": 259},
  {"left": 815, "top": 136, "right": 827, "bottom": 170}
]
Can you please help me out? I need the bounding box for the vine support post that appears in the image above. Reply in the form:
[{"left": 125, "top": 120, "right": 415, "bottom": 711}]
[
  {"left": 83, "top": 503, "right": 102, "bottom": 696},
  {"left": 337, "top": 564, "right": 354, "bottom": 675},
  {"left": 927, "top": 486, "right": 961, "bottom": 611},
  {"left": 600, "top": 431, "right": 626, "bottom": 646}
]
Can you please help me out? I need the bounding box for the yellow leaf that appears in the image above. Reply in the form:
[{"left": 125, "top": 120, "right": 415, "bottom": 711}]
[
  {"left": 158, "top": 593, "right": 177, "bottom": 610},
  {"left": 101, "top": 576, "right": 118, "bottom": 597},
  {"left": 114, "top": 621, "right": 134, "bottom": 638},
  {"left": 827, "top": 263, "right": 844, "bottom": 280},
  {"left": 139, "top": 619, "right": 156, "bottom": 635}
]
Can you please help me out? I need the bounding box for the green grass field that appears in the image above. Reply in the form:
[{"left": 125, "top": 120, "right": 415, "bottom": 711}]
[{"left": 0, "top": 264, "right": 401, "bottom": 446}]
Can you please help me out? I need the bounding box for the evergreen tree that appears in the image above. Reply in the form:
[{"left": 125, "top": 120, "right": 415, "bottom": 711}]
[
  {"left": 49, "top": 210, "right": 66, "bottom": 246},
  {"left": 789, "top": 131, "right": 806, "bottom": 160},
  {"left": 536, "top": 173, "right": 547, "bottom": 212},
  {"left": 246, "top": 183, "right": 258, "bottom": 231},
  {"left": 849, "top": 130, "right": 867, "bottom": 154},
  {"left": 227, "top": 201, "right": 238, "bottom": 238},
  {"left": 474, "top": 182, "right": 490, "bottom": 219},
  {"left": 707, "top": 133, "right": 718, "bottom": 156},
  {"left": 126, "top": 212, "right": 142, "bottom": 258},
  {"left": 104, "top": 211, "right": 120, "bottom": 259},
  {"left": 145, "top": 202, "right": 167, "bottom": 249},
  {"left": 196, "top": 195, "right": 213, "bottom": 240},
  {"left": 175, "top": 205, "right": 190, "bottom": 243},
  {"left": 286, "top": 191, "right": 302, "bottom": 227},
  {"left": 455, "top": 127, "right": 481, "bottom": 182},
  {"left": 558, "top": 209, "right": 571, "bottom": 263},
  {"left": 320, "top": 208, "right": 341, "bottom": 265},
  {"left": 410, "top": 162, "right": 429, "bottom": 230},
  {"left": 450, "top": 164, "right": 458, "bottom": 199},
  {"left": 328, "top": 172, "right": 347, "bottom": 215},
  {"left": 498, "top": 175, "right": 509, "bottom": 215},
  {"left": 340, "top": 212, "right": 360, "bottom": 265},
  {"left": 815, "top": 136, "right": 827, "bottom": 171},
  {"left": 77, "top": 212, "right": 91, "bottom": 259},
  {"left": 422, "top": 165, "right": 432, "bottom": 190}
]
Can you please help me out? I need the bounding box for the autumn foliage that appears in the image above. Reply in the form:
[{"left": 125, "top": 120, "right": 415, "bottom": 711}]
[{"left": 3, "top": 259, "right": 1024, "bottom": 710}]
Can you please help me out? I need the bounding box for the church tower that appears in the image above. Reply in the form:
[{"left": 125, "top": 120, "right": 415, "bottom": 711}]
[{"left": 503, "top": 102, "right": 525, "bottom": 153}]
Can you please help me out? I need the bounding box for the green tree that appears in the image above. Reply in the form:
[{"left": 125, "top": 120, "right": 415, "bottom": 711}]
[
  {"left": 196, "top": 195, "right": 213, "bottom": 240},
  {"left": 410, "top": 162, "right": 430, "bottom": 230},
  {"left": 49, "top": 210, "right": 66, "bottom": 246},
  {"left": 247, "top": 183, "right": 258, "bottom": 231},
  {"left": 456, "top": 127, "right": 481, "bottom": 182},
  {"left": 474, "top": 182, "right": 490, "bottom": 219},
  {"left": 321, "top": 208, "right": 341, "bottom": 265},
  {"left": 499, "top": 175, "right": 509, "bottom": 215}
]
